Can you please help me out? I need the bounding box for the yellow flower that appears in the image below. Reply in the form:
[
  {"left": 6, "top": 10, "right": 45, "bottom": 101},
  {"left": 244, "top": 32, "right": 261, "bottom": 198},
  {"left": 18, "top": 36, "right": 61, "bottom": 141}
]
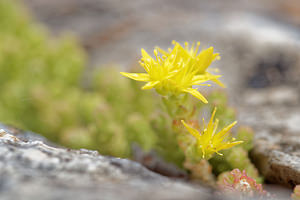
[
  {"left": 121, "top": 41, "right": 223, "bottom": 103},
  {"left": 157, "top": 41, "right": 224, "bottom": 87},
  {"left": 181, "top": 107, "right": 243, "bottom": 159}
]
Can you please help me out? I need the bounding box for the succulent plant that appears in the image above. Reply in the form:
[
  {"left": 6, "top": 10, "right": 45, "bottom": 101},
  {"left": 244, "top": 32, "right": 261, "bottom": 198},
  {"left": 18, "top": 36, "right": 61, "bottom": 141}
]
[
  {"left": 218, "top": 169, "right": 268, "bottom": 199},
  {"left": 0, "top": 1, "right": 262, "bottom": 189}
]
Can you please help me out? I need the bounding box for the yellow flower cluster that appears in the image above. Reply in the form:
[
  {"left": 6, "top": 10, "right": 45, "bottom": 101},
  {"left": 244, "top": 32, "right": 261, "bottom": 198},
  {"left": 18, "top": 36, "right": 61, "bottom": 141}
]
[
  {"left": 121, "top": 41, "right": 224, "bottom": 103},
  {"left": 181, "top": 107, "right": 243, "bottom": 159},
  {"left": 121, "top": 41, "right": 242, "bottom": 160}
]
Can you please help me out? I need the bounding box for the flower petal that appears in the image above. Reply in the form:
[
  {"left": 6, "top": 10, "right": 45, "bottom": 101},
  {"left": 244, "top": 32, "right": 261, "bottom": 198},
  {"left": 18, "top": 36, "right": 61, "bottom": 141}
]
[
  {"left": 212, "top": 78, "right": 226, "bottom": 88},
  {"left": 207, "top": 107, "right": 217, "bottom": 134},
  {"left": 141, "top": 48, "right": 152, "bottom": 61},
  {"left": 196, "top": 47, "right": 214, "bottom": 72},
  {"left": 217, "top": 141, "right": 243, "bottom": 151},
  {"left": 212, "top": 53, "right": 220, "bottom": 61},
  {"left": 141, "top": 81, "right": 160, "bottom": 90},
  {"left": 182, "top": 88, "right": 208, "bottom": 103},
  {"left": 181, "top": 120, "right": 200, "bottom": 139},
  {"left": 120, "top": 72, "right": 150, "bottom": 82},
  {"left": 206, "top": 72, "right": 226, "bottom": 88},
  {"left": 192, "top": 72, "right": 221, "bottom": 85},
  {"left": 216, "top": 121, "right": 238, "bottom": 140}
]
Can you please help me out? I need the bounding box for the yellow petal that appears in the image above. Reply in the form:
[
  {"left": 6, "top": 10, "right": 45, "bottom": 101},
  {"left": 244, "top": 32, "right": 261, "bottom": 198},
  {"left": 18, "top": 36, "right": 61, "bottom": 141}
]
[
  {"left": 120, "top": 72, "right": 150, "bottom": 82},
  {"left": 212, "top": 53, "right": 221, "bottom": 61},
  {"left": 196, "top": 47, "right": 214, "bottom": 72},
  {"left": 207, "top": 107, "right": 217, "bottom": 134},
  {"left": 156, "top": 47, "right": 168, "bottom": 56},
  {"left": 216, "top": 121, "right": 237, "bottom": 140},
  {"left": 212, "top": 78, "right": 226, "bottom": 88},
  {"left": 141, "top": 81, "right": 160, "bottom": 90},
  {"left": 212, "top": 118, "right": 219, "bottom": 135},
  {"left": 182, "top": 88, "right": 208, "bottom": 103},
  {"left": 205, "top": 72, "right": 225, "bottom": 88},
  {"left": 141, "top": 48, "right": 152, "bottom": 60},
  {"left": 203, "top": 47, "right": 215, "bottom": 69},
  {"left": 192, "top": 74, "right": 221, "bottom": 85},
  {"left": 217, "top": 141, "right": 243, "bottom": 151},
  {"left": 181, "top": 120, "right": 200, "bottom": 139}
]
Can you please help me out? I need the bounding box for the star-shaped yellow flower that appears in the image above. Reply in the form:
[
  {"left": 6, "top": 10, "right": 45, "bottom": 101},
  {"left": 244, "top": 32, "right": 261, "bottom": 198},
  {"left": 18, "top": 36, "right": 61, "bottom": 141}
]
[
  {"left": 157, "top": 41, "right": 224, "bottom": 87},
  {"left": 121, "top": 41, "right": 224, "bottom": 103},
  {"left": 181, "top": 107, "right": 243, "bottom": 159}
]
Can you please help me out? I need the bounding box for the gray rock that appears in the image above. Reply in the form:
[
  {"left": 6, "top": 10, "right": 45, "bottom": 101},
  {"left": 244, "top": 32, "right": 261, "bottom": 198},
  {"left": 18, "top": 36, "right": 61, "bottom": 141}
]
[
  {"left": 0, "top": 129, "right": 215, "bottom": 200},
  {"left": 235, "top": 84, "right": 300, "bottom": 188}
]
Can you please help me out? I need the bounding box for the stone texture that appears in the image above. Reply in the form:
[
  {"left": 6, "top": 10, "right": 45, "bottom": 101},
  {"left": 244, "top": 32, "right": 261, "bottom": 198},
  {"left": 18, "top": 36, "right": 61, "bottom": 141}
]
[
  {"left": 0, "top": 127, "right": 216, "bottom": 200},
  {"left": 239, "top": 101, "right": 300, "bottom": 188}
]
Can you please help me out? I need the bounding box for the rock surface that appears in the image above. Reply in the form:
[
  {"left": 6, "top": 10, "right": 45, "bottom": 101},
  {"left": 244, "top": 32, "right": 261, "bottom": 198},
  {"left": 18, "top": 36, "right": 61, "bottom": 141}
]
[
  {"left": 238, "top": 87, "right": 300, "bottom": 188},
  {"left": 0, "top": 127, "right": 215, "bottom": 200}
]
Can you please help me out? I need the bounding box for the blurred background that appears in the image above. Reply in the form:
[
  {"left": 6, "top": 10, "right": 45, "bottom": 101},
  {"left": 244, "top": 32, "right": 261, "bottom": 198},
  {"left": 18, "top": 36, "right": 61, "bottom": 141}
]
[
  {"left": 1, "top": 0, "right": 300, "bottom": 197},
  {"left": 24, "top": 0, "right": 300, "bottom": 96},
  {"left": 24, "top": 0, "right": 300, "bottom": 62}
]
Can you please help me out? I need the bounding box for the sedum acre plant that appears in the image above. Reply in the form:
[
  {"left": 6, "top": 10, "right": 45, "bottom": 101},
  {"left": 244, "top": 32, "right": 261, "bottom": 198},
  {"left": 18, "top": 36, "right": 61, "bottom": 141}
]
[
  {"left": 121, "top": 41, "right": 245, "bottom": 184},
  {"left": 2, "top": 0, "right": 269, "bottom": 198},
  {"left": 121, "top": 41, "right": 267, "bottom": 195}
]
